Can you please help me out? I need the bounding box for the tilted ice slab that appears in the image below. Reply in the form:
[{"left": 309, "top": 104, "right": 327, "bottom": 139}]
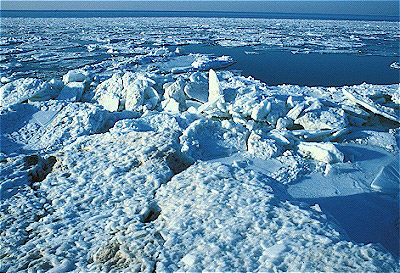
[
  {"left": 155, "top": 161, "right": 397, "bottom": 272},
  {"left": 343, "top": 87, "right": 400, "bottom": 123},
  {"left": 295, "top": 107, "right": 348, "bottom": 131},
  {"left": 341, "top": 129, "right": 399, "bottom": 154}
]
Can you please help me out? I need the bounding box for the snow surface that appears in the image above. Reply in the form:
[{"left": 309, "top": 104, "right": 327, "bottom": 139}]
[{"left": 1, "top": 16, "right": 399, "bottom": 272}]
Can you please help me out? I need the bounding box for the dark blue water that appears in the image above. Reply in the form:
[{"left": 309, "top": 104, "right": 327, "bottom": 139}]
[
  {"left": 1, "top": 10, "right": 398, "bottom": 22},
  {"left": 183, "top": 45, "right": 399, "bottom": 87}
]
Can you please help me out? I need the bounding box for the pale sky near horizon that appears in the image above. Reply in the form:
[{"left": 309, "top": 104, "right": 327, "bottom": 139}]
[{"left": 1, "top": 1, "right": 398, "bottom": 17}]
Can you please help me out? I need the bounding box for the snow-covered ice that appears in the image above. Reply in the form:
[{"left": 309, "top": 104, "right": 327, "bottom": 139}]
[
  {"left": 155, "top": 161, "right": 397, "bottom": 272},
  {"left": 0, "top": 15, "right": 399, "bottom": 272},
  {"left": 0, "top": 78, "right": 59, "bottom": 107}
]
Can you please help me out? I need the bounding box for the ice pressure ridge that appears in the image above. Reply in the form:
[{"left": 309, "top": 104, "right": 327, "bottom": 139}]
[{"left": 1, "top": 62, "right": 399, "bottom": 272}]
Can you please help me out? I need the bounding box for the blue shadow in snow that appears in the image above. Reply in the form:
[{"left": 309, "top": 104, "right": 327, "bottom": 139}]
[
  {"left": 298, "top": 192, "right": 400, "bottom": 258},
  {"left": 336, "top": 145, "right": 387, "bottom": 162}
]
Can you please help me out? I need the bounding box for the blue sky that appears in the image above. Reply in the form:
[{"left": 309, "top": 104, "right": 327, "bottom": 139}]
[{"left": 1, "top": 1, "right": 398, "bottom": 16}]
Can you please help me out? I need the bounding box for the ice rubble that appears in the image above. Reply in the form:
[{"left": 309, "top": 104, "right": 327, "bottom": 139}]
[
  {"left": 1, "top": 64, "right": 399, "bottom": 271},
  {"left": 0, "top": 78, "right": 60, "bottom": 107},
  {"left": 93, "top": 72, "right": 159, "bottom": 112}
]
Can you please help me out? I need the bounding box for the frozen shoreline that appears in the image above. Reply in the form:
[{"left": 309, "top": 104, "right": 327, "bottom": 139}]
[
  {"left": 1, "top": 16, "right": 399, "bottom": 272},
  {"left": 1, "top": 66, "right": 399, "bottom": 271}
]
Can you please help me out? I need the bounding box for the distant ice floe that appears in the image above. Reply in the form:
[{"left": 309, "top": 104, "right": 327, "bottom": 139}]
[
  {"left": 390, "top": 61, "right": 400, "bottom": 69},
  {"left": 1, "top": 17, "right": 398, "bottom": 81},
  {"left": 0, "top": 16, "right": 399, "bottom": 273}
]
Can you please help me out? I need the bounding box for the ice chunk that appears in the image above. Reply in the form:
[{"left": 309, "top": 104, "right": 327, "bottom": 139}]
[
  {"left": 94, "top": 72, "right": 157, "bottom": 112},
  {"left": 180, "top": 119, "right": 246, "bottom": 160},
  {"left": 1, "top": 77, "right": 10, "bottom": 84},
  {"left": 297, "top": 142, "right": 344, "bottom": 164},
  {"left": 287, "top": 96, "right": 304, "bottom": 109},
  {"left": 162, "top": 98, "right": 181, "bottom": 113},
  {"left": 181, "top": 254, "right": 197, "bottom": 267},
  {"left": 265, "top": 100, "right": 287, "bottom": 126},
  {"left": 143, "top": 87, "right": 160, "bottom": 110},
  {"left": 63, "top": 70, "right": 91, "bottom": 83},
  {"left": 48, "top": 78, "right": 65, "bottom": 91},
  {"left": 276, "top": 117, "right": 294, "bottom": 129},
  {"left": 191, "top": 55, "right": 234, "bottom": 70},
  {"left": 230, "top": 92, "right": 286, "bottom": 125},
  {"left": 124, "top": 73, "right": 159, "bottom": 111},
  {"left": 164, "top": 78, "right": 186, "bottom": 106},
  {"left": 208, "top": 69, "right": 222, "bottom": 103},
  {"left": 94, "top": 73, "right": 124, "bottom": 111},
  {"left": 124, "top": 77, "right": 146, "bottom": 111},
  {"left": 57, "top": 82, "right": 85, "bottom": 102},
  {"left": 251, "top": 99, "right": 271, "bottom": 121},
  {"left": 247, "top": 131, "right": 283, "bottom": 160},
  {"left": 389, "top": 62, "right": 400, "bottom": 69},
  {"left": 184, "top": 82, "right": 208, "bottom": 103},
  {"left": 98, "top": 92, "right": 120, "bottom": 112},
  {"left": 371, "top": 159, "right": 399, "bottom": 193},
  {"left": 295, "top": 108, "right": 348, "bottom": 130},
  {"left": 286, "top": 102, "right": 306, "bottom": 120},
  {"left": 0, "top": 78, "right": 56, "bottom": 107},
  {"left": 391, "top": 91, "right": 400, "bottom": 105}
]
